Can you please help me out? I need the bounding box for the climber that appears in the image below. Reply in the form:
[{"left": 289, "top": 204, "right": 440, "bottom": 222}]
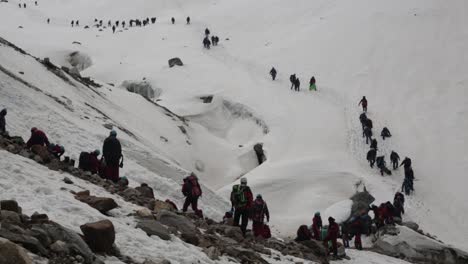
[
  {"left": 112, "top": 25, "right": 116, "bottom": 33},
  {"left": 359, "top": 113, "right": 367, "bottom": 130},
  {"left": 367, "top": 148, "right": 377, "bottom": 168},
  {"left": 211, "top": 35, "right": 216, "bottom": 46},
  {"left": 400, "top": 157, "right": 412, "bottom": 169},
  {"left": 0, "top": 108, "right": 7, "bottom": 135},
  {"left": 26, "top": 127, "right": 50, "bottom": 148},
  {"left": 381, "top": 127, "right": 392, "bottom": 140},
  {"left": 79, "top": 150, "right": 100, "bottom": 174},
  {"left": 358, "top": 96, "right": 368, "bottom": 112},
  {"left": 370, "top": 138, "right": 378, "bottom": 150},
  {"left": 309, "top": 76, "right": 317, "bottom": 91},
  {"left": 363, "top": 126, "right": 372, "bottom": 144},
  {"left": 295, "top": 225, "right": 313, "bottom": 242},
  {"left": 205, "top": 28, "right": 210, "bottom": 36},
  {"left": 252, "top": 194, "right": 270, "bottom": 238},
  {"left": 71, "top": 20, "right": 74, "bottom": 27},
  {"left": 348, "top": 216, "right": 363, "bottom": 250},
  {"left": 171, "top": 17, "right": 175, "bottom": 24},
  {"left": 269, "top": 67, "right": 277, "bottom": 81},
  {"left": 364, "top": 117, "right": 373, "bottom": 130},
  {"left": 203, "top": 37, "right": 211, "bottom": 49},
  {"left": 393, "top": 193, "right": 405, "bottom": 219},
  {"left": 48, "top": 143, "right": 65, "bottom": 158},
  {"left": 294, "top": 77, "right": 301, "bottom": 91},
  {"left": 231, "top": 177, "right": 253, "bottom": 236},
  {"left": 376, "top": 156, "right": 391, "bottom": 176},
  {"left": 390, "top": 151, "right": 400, "bottom": 170},
  {"left": 182, "top": 172, "right": 203, "bottom": 217},
  {"left": 312, "top": 212, "right": 322, "bottom": 240},
  {"left": 370, "top": 205, "right": 383, "bottom": 229},
  {"left": 102, "top": 130, "right": 123, "bottom": 182},
  {"left": 47, "top": 18, "right": 50, "bottom": 24},
  {"left": 324, "top": 217, "right": 340, "bottom": 257},
  {"left": 186, "top": 16, "right": 190, "bottom": 24},
  {"left": 289, "top": 74, "right": 296, "bottom": 90}
]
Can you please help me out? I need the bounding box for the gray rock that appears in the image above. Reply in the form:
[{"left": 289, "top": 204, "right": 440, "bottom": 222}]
[
  {"left": 181, "top": 232, "right": 199, "bottom": 246},
  {"left": 203, "top": 246, "right": 220, "bottom": 260},
  {"left": 0, "top": 228, "right": 48, "bottom": 256},
  {"left": 63, "top": 177, "right": 74, "bottom": 184},
  {"left": 75, "top": 195, "right": 118, "bottom": 214},
  {"left": 0, "top": 200, "right": 21, "bottom": 213},
  {"left": 39, "top": 223, "right": 94, "bottom": 262},
  {"left": 121, "top": 80, "right": 158, "bottom": 99},
  {"left": 31, "top": 212, "right": 49, "bottom": 224},
  {"left": 168, "top": 58, "right": 183, "bottom": 67},
  {"left": 26, "top": 226, "right": 51, "bottom": 247},
  {"left": 401, "top": 221, "right": 419, "bottom": 232},
  {"left": 80, "top": 220, "right": 115, "bottom": 253},
  {"left": 0, "top": 210, "right": 21, "bottom": 224},
  {"left": 136, "top": 220, "right": 171, "bottom": 241},
  {"left": 0, "top": 237, "right": 32, "bottom": 264},
  {"left": 50, "top": 240, "right": 70, "bottom": 254},
  {"left": 156, "top": 210, "right": 197, "bottom": 235}
]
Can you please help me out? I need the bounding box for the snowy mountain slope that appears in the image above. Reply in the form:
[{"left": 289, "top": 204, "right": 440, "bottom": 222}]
[{"left": 0, "top": 0, "right": 467, "bottom": 254}]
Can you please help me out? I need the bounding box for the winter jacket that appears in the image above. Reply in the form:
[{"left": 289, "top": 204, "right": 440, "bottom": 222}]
[
  {"left": 270, "top": 68, "right": 277, "bottom": 76},
  {"left": 26, "top": 130, "right": 50, "bottom": 148},
  {"left": 182, "top": 175, "right": 202, "bottom": 198},
  {"left": 89, "top": 154, "right": 100, "bottom": 174},
  {"left": 376, "top": 156, "right": 385, "bottom": 168},
  {"left": 0, "top": 109, "right": 6, "bottom": 133},
  {"left": 404, "top": 168, "right": 414, "bottom": 180},
  {"left": 102, "top": 136, "right": 122, "bottom": 166},
  {"left": 381, "top": 127, "right": 391, "bottom": 137},
  {"left": 359, "top": 113, "right": 367, "bottom": 124},
  {"left": 367, "top": 149, "right": 376, "bottom": 161},
  {"left": 364, "top": 118, "right": 373, "bottom": 129},
  {"left": 359, "top": 98, "right": 368, "bottom": 107},
  {"left": 325, "top": 222, "right": 339, "bottom": 241},
  {"left": 370, "top": 139, "right": 378, "bottom": 149},
  {"left": 390, "top": 151, "right": 400, "bottom": 162},
  {"left": 400, "top": 158, "right": 412, "bottom": 168},
  {"left": 252, "top": 198, "right": 270, "bottom": 223},
  {"left": 364, "top": 127, "right": 373, "bottom": 138},
  {"left": 310, "top": 77, "right": 316, "bottom": 85}
]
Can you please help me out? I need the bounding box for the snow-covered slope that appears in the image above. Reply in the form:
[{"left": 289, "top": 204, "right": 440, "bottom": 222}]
[{"left": 1, "top": 0, "right": 467, "bottom": 256}]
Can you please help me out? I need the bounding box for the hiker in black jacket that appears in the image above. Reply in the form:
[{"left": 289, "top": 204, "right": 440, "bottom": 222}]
[{"left": 102, "top": 130, "right": 122, "bottom": 182}]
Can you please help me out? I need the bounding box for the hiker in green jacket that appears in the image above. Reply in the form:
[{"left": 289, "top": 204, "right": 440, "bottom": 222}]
[
  {"left": 309, "top": 76, "right": 317, "bottom": 91},
  {"left": 230, "top": 178, "right": 254, "bottom": 236}
]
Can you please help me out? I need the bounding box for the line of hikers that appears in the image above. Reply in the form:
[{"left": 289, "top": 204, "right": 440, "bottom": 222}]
[
  {"left": 296, "top": 191, "right": 407, "bottom": 257},
  {"left": 359, "top": 97, "right": 415, "bottom": 195},
  {"left": 267, "top": 68, "right": 317, "bottom": 91},
  {"left": 202, "top": 28, "right": 220, "bottom": 49}
]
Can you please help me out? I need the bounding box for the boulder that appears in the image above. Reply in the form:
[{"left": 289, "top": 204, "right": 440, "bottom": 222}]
[
  {"left": 151, "top": 200, "right": 175, "bottom": 213},
  {"left": 181, "top": 232, "right": 199, "bottom": 246},
  {"left": 0, "top": 200, "right": 21, "bottom": 213},
  {"left": 350, "top": 190, "right": 375, "bottom": 218},
  {"left": 136, "top": 208, "right": 154, "bottom": 219},
  {"left": 68, "top": 51, "right": 92, "bottom": 71},
  {"left": 135, "top": 184, "right": 155, "bottom": 199},
  {"left": 203, "top": 246, "right": 221, "bottom": 260},
  {"left": 401, "top": 221, "right": 419, "bottom": 232},
  {"left": 121, "top": 80, "right": 158, "bottom": 99},
  {"left": 168, "top": 58, "right": 183, "bottom": 67},
  {"left": 75, "top": 195, "right": 118, "bottom": 214},
  {"left": 80, "top": 220, "right": 115, "bottom": 253},
  {"left": 136, "top": 220, "right": 171, "bottom": 241},
  {"left": 39, "top": 223, "right": 94, "bottom": 263},
  {"left": 297, "top": 239, "right": 328, "bottom": 259},
  {"left": 373, "top": 226, "right": 468, "bottom": 264},
  {"left": 31, "top": 212, "right": 49, "bottom": 224},
  {"left": 50, "top": 240, "right": 69, "bottom": 254},
  {"left": 0, "top": 228, "right": 48, "bottom": 256},
  {"left": 0, "top": 210, "right": 21, "bottom": 224},
  {"left": 156, "top": 210, "right": 196, "bottom": 235},
  {"left": 0, "top": 237, "right": 32, "bottom": 264},
  {"left": 30, "top": 145, "right": 52, "bottom": 164},
  {"left": 63, "top": 177, "right": 74, "bottom": 184}
]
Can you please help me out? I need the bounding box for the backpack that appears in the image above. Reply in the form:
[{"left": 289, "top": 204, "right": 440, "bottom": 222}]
[
  {"left": 78, "top": 152, "right": 91, "bottom": 171},
  {"left": 183, "top": 176, "right": 202, "bottom": 197},
  {"left": 231, "top": 185, "right": 248, "bottom": 207},
  {"left": 263, "top": 224, "right": 272, "bottom": 239}
]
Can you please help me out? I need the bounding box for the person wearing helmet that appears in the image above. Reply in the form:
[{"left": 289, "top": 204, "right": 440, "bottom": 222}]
[
  {"left": 230, "top": 177, "right": 253, "bottom": 236},
  {"left": 26, "top": 127, "right": 50, "bottom": 149},
  {"left": 102, "top": 130, "right": 122, "bottom": 182},
  {"left": 312, "top": 212, "right": 323, "bottom": 240},
  {"left": 0, "top": 108, "right": 7, "bottom": 135},
  {"left": 252, "top": 194, "right": 270, "bottom": 238}
]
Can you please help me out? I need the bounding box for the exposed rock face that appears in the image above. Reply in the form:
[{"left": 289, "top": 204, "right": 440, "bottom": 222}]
[
  {"left": 30, "top": 145, "right": 52, "bottom": 164},
  {"left": 168, "top": 57, "right": 183, "bottom": 67},
  {"left": 80, "top": 220, "right": 115, "bottom": 254},
  {"left": 68, "top": 51, "right": 92, "bottom": 71},
  {"left": 401, "top": 221, "right": 419, "bottom": 232},
  {"left": 121, "top": 80, "right": 159, "bottom": 99},
  {"left": 135, "top": 184, "right": 155, "bottom": 199},
  {"left": 0, "top": 237, "right": 32, "bottom": 264},
  {"left": 372, "top": 226, "right": 468, "bottom": 264},
  {"left": 0, "top": 200, "right": 21, "bottom": 213},
  {"left": 156, "top": 210, "right": 196, "bottom": 235}
]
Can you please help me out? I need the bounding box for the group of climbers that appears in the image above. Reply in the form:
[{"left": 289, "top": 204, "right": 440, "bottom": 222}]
[
  {"left": 268, "top": 68, "right": 317, "bottom": 91},
  {"left": 296, "top": 213, "right": 341, "bottom": 257},
  {"left": 359, "top": 97, "right": 415, "bottom": 194}
]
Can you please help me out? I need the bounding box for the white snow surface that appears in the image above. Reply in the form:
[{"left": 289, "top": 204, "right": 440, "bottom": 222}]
[{"left": 0, "top": 0, "right": 467, "bottom": 261}]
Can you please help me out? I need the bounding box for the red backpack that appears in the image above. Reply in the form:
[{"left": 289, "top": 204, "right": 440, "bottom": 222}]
[{"left": 184, "top": 175, "right": 202, "bottom": 197}]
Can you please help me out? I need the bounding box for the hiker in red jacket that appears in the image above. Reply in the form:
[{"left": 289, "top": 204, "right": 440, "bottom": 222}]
[
  {"left": 324, "top": 217, "right": 340, "bottom": 257},
  {"left": 252, "top": 194, "right": 270, "bottom": 238},
  {"left": 182, "top": 173, "right": 203, "bottom": 217},
  {"left": 230, "top": 177, "right": 254, "bottom": 236},
  {"left": 358, "top": 96, "right": 368, "bottom": 112},
  {"left": 89, "top": 150, "right": 100, "bottom": 174},
  {"left": 26, "top": 127, "right": 50, "bottom": 148},
  {"left": 312, "top": 212, "right": 323, "bottom": 240}
]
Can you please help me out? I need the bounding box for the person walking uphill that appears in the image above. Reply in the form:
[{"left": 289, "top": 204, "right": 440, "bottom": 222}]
[
  {"left": 390, "top": 151, "right": 400, "bottom": 170},
  {"left": 26, "top": 127, "right": 50, "bottom": 148},
  {"left": 309, "top": 76, "right": 317, "bottom": 91},
  {"left": 324, "top": 217, "right": 340, "bottom": 257},
  {"left": 231, "top": 177, "right": 253, "bottom": 236},
  {"left": 358, "top": 96, "right": 368, "bottom": 112},
  {"left": 0, "top": 108, "right": 7, "bottom": 135},
  {"left": 269, "top": 67, "right": 277, "bottom": 81},
  {"left": 102, "top": 130, "right": 123, "bottom": 182},
  {"left": 252, "top": 194, "right": 270, "bottom": 238},
  {"left": 182, "top": 173, "right": 203, "bottom": 217}
]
